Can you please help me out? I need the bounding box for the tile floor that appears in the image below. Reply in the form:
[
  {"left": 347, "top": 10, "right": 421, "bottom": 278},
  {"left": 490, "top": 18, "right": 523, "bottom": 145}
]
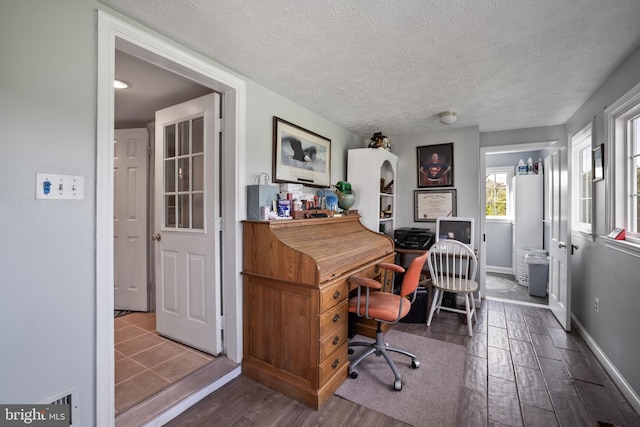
[
  {"left": 114, "top": 312, "right": 215, "bottom": 415},
  {"left": 485, "top": 272, "right": 548, "bottom": 305}
]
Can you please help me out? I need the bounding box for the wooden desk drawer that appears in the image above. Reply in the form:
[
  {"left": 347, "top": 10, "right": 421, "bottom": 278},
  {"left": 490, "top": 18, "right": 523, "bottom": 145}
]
[
  {"left": 319, "top": 326, "right": 348, "bottom": 361},
  {"left": 320, "top": 300, "right": 348, "bottom": 337},
  {"left": 319, "top": 280, "right": 348, "bottom": 312},
  {"left": 319, "top": 341, "right": 348, "bottom": 386}
]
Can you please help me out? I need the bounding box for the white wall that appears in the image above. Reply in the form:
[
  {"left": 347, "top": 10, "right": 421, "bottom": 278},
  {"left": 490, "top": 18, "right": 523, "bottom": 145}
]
[
  {"left": 0, "top": 1, "right": 364, "bottom": 424},
  {"left": 3, "top": 0, "right": 640, "bottom": 421},
  {"left": 391, "top": 126, "right": 481, "bottom": 234},
  {"left": 0, "top": 0, "right": 98, "bottom": 422},
  {"left": 244, "top": 80, "right": 364, "bottom": 187},
  {"left": 565, "top": 44, "right": 640, "bottom": 396}
]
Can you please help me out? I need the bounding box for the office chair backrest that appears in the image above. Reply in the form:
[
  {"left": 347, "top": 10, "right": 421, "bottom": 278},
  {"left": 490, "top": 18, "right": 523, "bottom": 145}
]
[{"left": 399, "top": 251, "right": 428, "bottom": 298}]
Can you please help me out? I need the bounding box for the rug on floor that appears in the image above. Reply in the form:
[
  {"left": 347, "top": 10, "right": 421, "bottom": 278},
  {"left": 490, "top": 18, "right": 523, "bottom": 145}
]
[
  {"left": 114, "top": 310, "right": 132, "bottom": 318},
  {"left": 335, "top": 329, "right": 466, "bottom": 427}
]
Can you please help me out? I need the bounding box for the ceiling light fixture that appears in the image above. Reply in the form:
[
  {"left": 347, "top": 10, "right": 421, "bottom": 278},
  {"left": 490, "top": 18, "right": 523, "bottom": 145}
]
[
  {"left": 114, "top": 79, "right": 130, "bottom": 89},
  {"left": 439, "top": 111, "right": 457, "bottom": 125}
]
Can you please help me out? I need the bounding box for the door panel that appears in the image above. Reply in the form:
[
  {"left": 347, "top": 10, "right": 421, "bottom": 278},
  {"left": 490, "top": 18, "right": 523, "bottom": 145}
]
[
  {"left": 154, "top": 93, "right": 222, "bottom": 355},
  {"left": 114, "top": 128, "right": 149, "bottom": 311},
  {"left": 547, "top": 150, "right": 572, "bottom": 330}
]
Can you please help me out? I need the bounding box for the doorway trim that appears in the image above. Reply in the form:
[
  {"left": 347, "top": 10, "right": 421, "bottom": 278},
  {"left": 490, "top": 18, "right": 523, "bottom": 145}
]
[
  {"left": 479, "top": 141, "right": 556, "bottom": 298},
  {"left": 97, "top": 11, "right": 246, "bottom": 425}
]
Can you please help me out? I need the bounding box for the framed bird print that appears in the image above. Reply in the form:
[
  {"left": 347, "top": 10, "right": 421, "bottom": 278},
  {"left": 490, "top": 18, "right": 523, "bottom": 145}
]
[{"left": 273, "top": 116, "right": 331, "bottom": 187}]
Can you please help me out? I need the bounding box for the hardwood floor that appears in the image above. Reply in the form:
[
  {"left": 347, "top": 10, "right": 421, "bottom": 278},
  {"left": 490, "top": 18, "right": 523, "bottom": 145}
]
[{"left": 166, "top": 299, "right": 640, "bottom": 426}]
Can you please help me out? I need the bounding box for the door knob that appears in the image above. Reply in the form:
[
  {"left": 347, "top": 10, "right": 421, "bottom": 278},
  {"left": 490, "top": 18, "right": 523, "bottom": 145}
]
[
  {"left": 152, "top": 233, "right": 161, "bottom": 241},
  {"left": 558, "top": 241, "right": 566, "bottom": 249}
]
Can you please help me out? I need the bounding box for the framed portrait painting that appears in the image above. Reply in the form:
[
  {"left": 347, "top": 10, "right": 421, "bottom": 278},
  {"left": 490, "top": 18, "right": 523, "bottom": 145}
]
[
  {"left": 273, "top": 116, "right": 331, "bottom": 188},
  {"left": 417, "top": 142, "right": 454, "bottom": 187}
]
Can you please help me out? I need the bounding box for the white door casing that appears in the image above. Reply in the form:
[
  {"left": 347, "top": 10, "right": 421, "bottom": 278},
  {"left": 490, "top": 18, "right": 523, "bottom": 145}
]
[
  {"left": 154, "top": 93, "right": 222, "bottom": 355},
  {"left": 547, "top": 149, "right": 572, "bottom": 330},
  {"left": 114, "top": 128, "right": 149, "bottom": 311}
]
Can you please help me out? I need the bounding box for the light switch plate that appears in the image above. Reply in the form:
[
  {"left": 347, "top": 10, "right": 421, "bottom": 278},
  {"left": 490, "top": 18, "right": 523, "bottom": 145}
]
[{"left": 36, "top": 173, "right": 84, "bottom": 200}]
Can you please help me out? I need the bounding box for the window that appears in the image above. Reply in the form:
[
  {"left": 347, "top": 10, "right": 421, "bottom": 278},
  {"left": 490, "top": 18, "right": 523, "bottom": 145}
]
[
  {"left": 605, "top": 81, "right": 640, "bottom": 245},
  {"left": 485, "top": 167, "right": 512, "bottom": 218},
  {"left": 571, "top": 123, "right": 593, "bottom": 234}
]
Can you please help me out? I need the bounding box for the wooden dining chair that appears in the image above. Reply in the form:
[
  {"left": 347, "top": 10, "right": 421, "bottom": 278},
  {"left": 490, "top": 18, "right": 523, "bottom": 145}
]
[{"left": 426, "top": 239, "right": 478, "bottom": 337}]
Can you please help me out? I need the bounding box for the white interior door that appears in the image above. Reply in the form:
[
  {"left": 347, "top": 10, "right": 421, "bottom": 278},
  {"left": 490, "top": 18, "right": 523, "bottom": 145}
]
[
  {"left": 114, "top": 128, "right": 149, "bottom": 311},
  {"left": 547, "top": 149, "right": 572, "bottom": 330},
  {"left": 154, "top": 93, "right": 222, "bottom": 355}
]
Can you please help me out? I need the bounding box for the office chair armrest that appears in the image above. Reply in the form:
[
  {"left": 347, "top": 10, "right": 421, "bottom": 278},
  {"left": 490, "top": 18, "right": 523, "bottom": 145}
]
[
  {"left": 348, "top": 276, "right": 382, "bottom": 290},
  {"left": 377, "top": 263, "right": 405, "bottom": 274}
]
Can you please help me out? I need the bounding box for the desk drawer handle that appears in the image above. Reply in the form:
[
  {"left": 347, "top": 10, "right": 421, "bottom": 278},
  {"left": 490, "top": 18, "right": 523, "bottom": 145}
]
[
  {"left": 332, "top": 359, "right": 340, "bottom": 369},
  {"left": 332, "top": 313, "right": 340, "bottom": 322},
  {"left": 333, "top": 290, "right": 340, "bottom": 299},
  {"left": 332, "top": 335, "right": 340, "bottom": 345}
]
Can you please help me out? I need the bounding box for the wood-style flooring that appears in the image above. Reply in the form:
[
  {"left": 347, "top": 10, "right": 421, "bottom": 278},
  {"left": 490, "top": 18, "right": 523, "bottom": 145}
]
[{"left": 166, "top": 299, "right": 640, "bottom": 426}]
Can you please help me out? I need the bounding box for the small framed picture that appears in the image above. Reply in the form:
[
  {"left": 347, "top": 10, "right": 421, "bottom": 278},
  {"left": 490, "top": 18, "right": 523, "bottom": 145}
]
[
  {"left": 273, "top": 117, "right": 331, "bottom": 188},
  {"left": 592, "top": 144, "right": 604, "bottom": 182},
  {"left": 417, "top": 143, "right": 454, "bottom": 187},
  {"left": 414, "top": 189, "right": 457, "bottom": 221}
]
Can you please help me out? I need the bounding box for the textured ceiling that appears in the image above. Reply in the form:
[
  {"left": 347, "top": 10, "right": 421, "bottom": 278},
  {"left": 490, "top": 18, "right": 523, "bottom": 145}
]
[{"left": 103, "top": 0, "right": 640, "bottom": 137}]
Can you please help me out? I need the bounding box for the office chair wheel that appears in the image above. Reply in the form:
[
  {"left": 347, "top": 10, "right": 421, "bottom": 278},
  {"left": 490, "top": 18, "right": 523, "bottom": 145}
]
[
  {"left": 349, "top": 370, "right": 359, "bottom": 379},
  {"left": 348, "top": 348, "right": 354, "bottom": 355},
  {"left": 411, "top": 359, "right": 420, "bottom": 369},
  {"left": 393, "top": 380, "right": 402, "bottom": 391}
]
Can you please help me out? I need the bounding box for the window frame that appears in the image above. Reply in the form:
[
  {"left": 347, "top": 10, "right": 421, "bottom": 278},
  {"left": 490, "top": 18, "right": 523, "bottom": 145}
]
[
  {"left": 570, "top": 122, "right": 593, "bottom": 235},
  {"left": 485, "top": 166, "right": 513, "bottom": 221},
  {"left": 605, "top": 81, "right": 640, "bottom": 248}
]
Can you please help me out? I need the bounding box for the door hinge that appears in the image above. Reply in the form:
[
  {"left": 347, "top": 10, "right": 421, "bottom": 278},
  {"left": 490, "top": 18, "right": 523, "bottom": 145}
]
[
  {"left": 216, "top": 118, "right": 224, "bottom": 132},
  {"left": 219, "top": 315, "right": 225, "bottom": 329},
  {"left": 147, "top": 146, "right": 152, "bottom": 156},
  {"left": 214, "top": 217, "right": 223, "bottom": 232}
]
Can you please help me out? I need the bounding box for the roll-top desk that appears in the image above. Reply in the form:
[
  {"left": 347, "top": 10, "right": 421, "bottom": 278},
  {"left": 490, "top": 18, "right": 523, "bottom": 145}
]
[{"left": 242, "top": 215, "right": 395, "bottom": 409}]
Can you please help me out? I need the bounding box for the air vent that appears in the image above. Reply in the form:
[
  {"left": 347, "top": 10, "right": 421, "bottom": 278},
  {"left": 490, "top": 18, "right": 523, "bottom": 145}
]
[{"left": 40, "top": 384, "right": 79, "bottom": 427}]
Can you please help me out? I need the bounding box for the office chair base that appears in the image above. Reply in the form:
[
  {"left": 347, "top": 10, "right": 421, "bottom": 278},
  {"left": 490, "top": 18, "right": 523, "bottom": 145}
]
[{"left": 347, "top": 329, "right": 419, "bottom": 391}]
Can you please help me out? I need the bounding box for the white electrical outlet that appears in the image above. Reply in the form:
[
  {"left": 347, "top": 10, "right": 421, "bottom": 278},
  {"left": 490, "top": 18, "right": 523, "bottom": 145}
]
[
  {"left": 594, "top": 297, "right": 600, "bottom": 313},
  {"left": 36, "top": 173, "right": 84, "bottom": 200}
]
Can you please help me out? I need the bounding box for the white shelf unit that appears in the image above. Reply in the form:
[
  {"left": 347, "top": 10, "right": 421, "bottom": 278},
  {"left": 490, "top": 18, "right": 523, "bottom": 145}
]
[
  {"left": 347, "top": 148, "right": 398, "bottom": 237},
  {"left": 512, "top": 174, "right": 544, "bottom": 285}
]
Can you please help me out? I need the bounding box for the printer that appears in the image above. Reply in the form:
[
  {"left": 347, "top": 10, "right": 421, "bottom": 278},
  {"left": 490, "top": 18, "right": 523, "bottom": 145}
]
[{"left": 393, "top": 227, "right": 435, "bottom": 250}]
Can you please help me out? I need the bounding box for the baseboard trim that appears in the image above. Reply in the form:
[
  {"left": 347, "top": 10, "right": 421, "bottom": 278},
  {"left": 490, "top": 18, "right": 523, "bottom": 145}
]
[
  {"left": 486, "top": 266, "right": 514, "bottom": 275},
  {"left": 571, "top": 314, "right": 640, "bottom": 415}
]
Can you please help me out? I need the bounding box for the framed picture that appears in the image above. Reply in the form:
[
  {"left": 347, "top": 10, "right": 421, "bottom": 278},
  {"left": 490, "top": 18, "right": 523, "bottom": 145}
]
[
  {"left": 592, "top": 143, "right": 604, "bottom": 182},
  {"left": 273, "top": 116, "right": 331, "bottom": 188},
  {"left": 417, "top": 142, "right": 454, "bottom": 187},
  {"left": 414, "top": 189, "right": 457, "bottom": 222}
]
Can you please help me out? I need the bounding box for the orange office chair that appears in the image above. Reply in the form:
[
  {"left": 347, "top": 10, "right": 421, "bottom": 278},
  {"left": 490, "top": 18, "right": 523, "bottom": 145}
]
[{"left": 347, "top": 251, "right": 428, "bottom": 391}]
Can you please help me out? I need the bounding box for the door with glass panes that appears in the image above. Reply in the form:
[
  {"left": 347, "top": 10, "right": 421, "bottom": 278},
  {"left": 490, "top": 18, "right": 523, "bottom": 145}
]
[{"left": 153, "top": 93, "right": 222, "bottom": 355}]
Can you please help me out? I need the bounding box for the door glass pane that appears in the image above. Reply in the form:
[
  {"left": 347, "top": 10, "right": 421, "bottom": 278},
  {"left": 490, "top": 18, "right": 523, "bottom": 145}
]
[
  {"left": 178, "top": 121, "right": 189, "bottom": 156},
  {"left": 165, "top": 125, "right": 175, "bottom": 158},
  {"left": 178, "top": 194, "right": 190, "bottom": 228},
  {"left": 192, "top": 117, "right": 203, "bottom": 154},
  {"left": 178, "top": 157, "right": 190, "bottom": 192},
  {"left": 165, "top": 159, "right": 175, "bottom": 192},
  {"left": 192, "top": 154, "right": 203, "bottom": 192},
  {"left": 165, "top": 195, "right": 176, "bottom": 228},
  {"left": 192, "top": 193, "right": 203, "bottom": 229}
]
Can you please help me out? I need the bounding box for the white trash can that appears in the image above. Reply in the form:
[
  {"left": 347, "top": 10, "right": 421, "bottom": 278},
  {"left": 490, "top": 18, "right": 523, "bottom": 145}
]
[{"left": 525, "top": 253, "right": 549, "bottom": 297}]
